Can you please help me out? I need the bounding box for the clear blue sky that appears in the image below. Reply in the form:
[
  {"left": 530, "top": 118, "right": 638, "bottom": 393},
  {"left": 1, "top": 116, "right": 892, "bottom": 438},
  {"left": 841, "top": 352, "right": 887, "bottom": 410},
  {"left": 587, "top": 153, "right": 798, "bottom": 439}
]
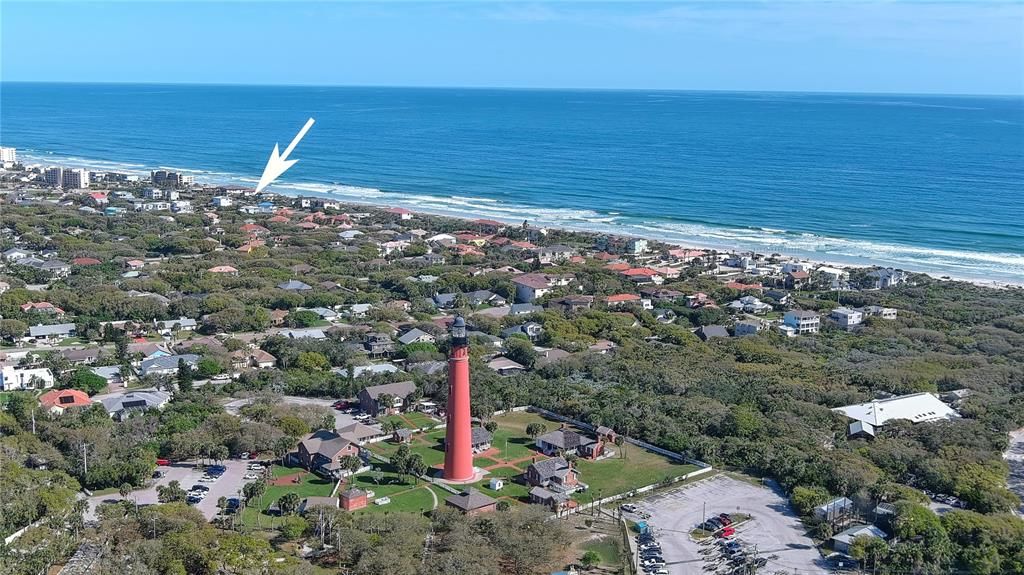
[{"left": 3, "top": 1, "right": 1022, "bottom": 95}]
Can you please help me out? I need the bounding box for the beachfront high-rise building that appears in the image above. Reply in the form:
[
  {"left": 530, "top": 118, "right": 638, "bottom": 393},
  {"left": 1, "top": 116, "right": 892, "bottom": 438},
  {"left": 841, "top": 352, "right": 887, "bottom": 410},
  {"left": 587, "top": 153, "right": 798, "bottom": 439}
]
[
  {"left": 0, "top": 147, "right": 16, "bottom": 166},
  {"left": 151, "top": 170, "right": 195, "bottom": 188},
  {"left": 44, "top": 167, "right": 64, "bottom": 187},
  {"left": 62, "top": 168, "right": 90, "bottom": 189},
  {"left": 443, "top": 317, "right": 474, "bottom": 482}
]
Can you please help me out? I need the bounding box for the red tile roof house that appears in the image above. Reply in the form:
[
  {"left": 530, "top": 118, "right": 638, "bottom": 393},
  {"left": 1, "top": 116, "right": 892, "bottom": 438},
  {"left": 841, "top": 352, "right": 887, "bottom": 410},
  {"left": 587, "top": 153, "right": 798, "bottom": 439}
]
[
  {"left": 125, "top": 259, "right": 145, "bottom": 270},
  {"left": 725, "top": 281, "right": 763, "bottom": 293},
  {"left": 38, "top": 389, "right": 92, "bottom": 415},
  {"left": 268, "top": 215, "right": 290, "bottom": 223},
  {"left": 207, "top": 265, "right": 239, "bottom": 275},
  {"left": 604, "top": 293, "right": 642, "bottom": 308},
  {"left": 239, "top": 223, "right": 270, "bottom": 235},
  {"left": 620, "top": 267, "right": 664, "bottom": 285},
  {"left": 20, "top": 301, "right": 65, "bottom": 316},
  {"left": 388, "top": 207, "right": 414, "bottom": 220}
]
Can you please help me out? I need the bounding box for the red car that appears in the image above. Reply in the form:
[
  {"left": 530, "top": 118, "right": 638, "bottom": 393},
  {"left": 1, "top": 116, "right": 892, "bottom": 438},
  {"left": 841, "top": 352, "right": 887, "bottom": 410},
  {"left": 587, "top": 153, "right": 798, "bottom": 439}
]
[
  {"left": 156, "top": 458, "right": 171, "bottom": 466},
  {"left": 716, "top": 527, "right": 735, "bottom": 538}
]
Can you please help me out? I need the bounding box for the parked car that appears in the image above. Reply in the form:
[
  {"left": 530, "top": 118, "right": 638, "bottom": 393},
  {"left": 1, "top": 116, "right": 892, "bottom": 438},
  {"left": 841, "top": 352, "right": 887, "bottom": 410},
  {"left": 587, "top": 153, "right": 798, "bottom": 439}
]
[
  {"left": 621, "top": 503, "right": 637, "bottom": 513},
  {"left": 156, "top": 458, "right": 171, "bottom": 466},
  {"left": 191, "top": 484, "right": 210, "bottom": 492}
]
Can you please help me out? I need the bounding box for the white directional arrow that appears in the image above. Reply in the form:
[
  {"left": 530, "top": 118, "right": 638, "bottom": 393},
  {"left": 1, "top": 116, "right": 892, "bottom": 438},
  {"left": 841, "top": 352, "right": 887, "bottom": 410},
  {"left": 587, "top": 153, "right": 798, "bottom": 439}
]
[{"left": 255, "top": 117, "right": 315, "bottom": 193}]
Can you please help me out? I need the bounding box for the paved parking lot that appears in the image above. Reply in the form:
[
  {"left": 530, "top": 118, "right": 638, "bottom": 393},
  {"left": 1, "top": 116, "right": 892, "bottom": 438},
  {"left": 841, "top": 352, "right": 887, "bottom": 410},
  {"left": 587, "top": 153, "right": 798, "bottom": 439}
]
[
  {"left": 85, "top": 459, "right": 252, "bottom": 522},
  {"left": 630, "top": 474, "right": 829, "bottom": 575}
]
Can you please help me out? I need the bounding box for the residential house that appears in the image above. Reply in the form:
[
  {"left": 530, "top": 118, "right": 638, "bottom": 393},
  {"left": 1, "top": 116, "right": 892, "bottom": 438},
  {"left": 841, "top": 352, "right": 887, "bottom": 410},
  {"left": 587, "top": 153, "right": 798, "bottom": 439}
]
[
  {"left": 509, "top": 303, "right": 543, "bottom": 315},
  {"left": 547, "top": 295, "right": 594, "bottom": 314},
  {"left": 231, "top": 348, "right": 277, "bottom": 371},
  {"left": 62, "top": 347, "right": 103, "bottom": 365},
  {"left": 20, "top": 301, "right": 66, "bottom": 316},
  {"left": 512, "top": 273, "right": 555, "bottom": 303},
  {"left": 734, "top": 320, "right": 765, "bottom": 337},
  {"left": 207, "top": 265, "right": 238, "bottom": 275},
  {"left": 363, "top": 332, "right": 396, "bottom": 357},
  {"left": 397, "top": 328, "right": 436, "bottom": 346},
  {"left": 349, "top": 363, "right": 400, "bottom": 378},
  {"left": 90, "top": 365, "right": 124, "bottom": 387},
  {"left": 534, "top": 428, "right": 603, "bottom": 459},
  {"left": 97, "top": 389, "right": 171, "bottom": 420},
  {"left": 155, "top": 317, "right": 198, "bottom": 334},
  {"left": 605, "top": 293, "right": 641, "bottom": 308},
  {"left": 500, "top": 322, "right": 543, "bottom": 341},
  {"left": 0, "top": 366, "right": 56, "bottom": 390},
  {"left": 533, "top": 244, "right": 576, "bottom": 265},
  {"left": 525, "top": 456, "right": 581, "bottom": 496},
  {"left": 445, "top": 489, "right": 497, "bottom": 515},
  {"left": 357, "top": 381, "right": 417, "bottom": 416},
  {"left": 38, "top": 389, "right": 92, "bottom": 415},
  {"left": 764, "top": 289, "right": 793, "bottom": 307},
  {"left": 28, "top": 323, "right": 77, "bottom": 343},
  {"left": 695, "top": 325, "right": 730, "bottom": 341},
  {"left": 652, "top": 308, "right": 676, "bottom": 324},
  {"left": 465, "top": 289, "right": 506, "bottom": 307},
  {"left": 783, "top": 310, "right": 820, "bottom": 335},
  {"left": 726, "top": 296, "right": 773, "bottom": 314},
  {"left": 280, "top": 328, "right": 327, "bottom": 340},
  {"left": 277, "top": 279, "right": 313, "bottom": 291},
  {"left": 830, "top": 307, "right": 863, "bottom": 330},
  {"left": 869, "top": 268, "right": 908, "bottom": 289},
  {"left": 862, "top": 305, "right": 898, "bottom": 320},
  {"left": 138, "top": 354, "right": 199, "bottom": 377},
  {"left": 620, "top": 267, "right": 664, "bottom": 285},
  {"left": 784, "top": 271, "right": 811, "bottom": 290},
  {"left": 388, "top": 207, "right": 413, "bottom": 220},
  {"left": 294, "top": 429, "right": 362, "bottom": 478},
  {"left": 487, "top": 356, "right": 526, "bottom": 376}
]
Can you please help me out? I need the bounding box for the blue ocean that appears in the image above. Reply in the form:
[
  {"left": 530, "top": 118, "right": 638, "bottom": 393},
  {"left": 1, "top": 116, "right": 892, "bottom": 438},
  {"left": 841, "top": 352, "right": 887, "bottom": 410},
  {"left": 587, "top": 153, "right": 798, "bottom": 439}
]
[{"left": 2, "top": 83, "right": 1022, "bottom": 283}]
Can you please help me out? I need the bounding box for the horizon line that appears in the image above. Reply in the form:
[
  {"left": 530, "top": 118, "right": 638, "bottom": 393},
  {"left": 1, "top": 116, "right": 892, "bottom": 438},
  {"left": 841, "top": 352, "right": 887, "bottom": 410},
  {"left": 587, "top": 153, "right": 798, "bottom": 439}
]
[{"left": 2, "top": 79, "right": 1021, "bottom": 99}]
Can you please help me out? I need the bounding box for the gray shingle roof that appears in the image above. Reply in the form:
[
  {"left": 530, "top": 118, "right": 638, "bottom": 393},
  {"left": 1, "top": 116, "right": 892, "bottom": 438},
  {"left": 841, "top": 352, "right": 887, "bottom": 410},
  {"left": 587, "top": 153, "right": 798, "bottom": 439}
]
[{"left": 446, "top": 488, "right": 496, "bottom": 512}]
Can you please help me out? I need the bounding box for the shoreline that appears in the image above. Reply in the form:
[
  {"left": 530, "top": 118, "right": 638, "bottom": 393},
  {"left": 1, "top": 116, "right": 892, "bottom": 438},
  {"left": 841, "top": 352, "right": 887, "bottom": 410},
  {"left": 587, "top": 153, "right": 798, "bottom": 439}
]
[{"left": 12, "top": 150, "right": 1024, "bottom": 289}]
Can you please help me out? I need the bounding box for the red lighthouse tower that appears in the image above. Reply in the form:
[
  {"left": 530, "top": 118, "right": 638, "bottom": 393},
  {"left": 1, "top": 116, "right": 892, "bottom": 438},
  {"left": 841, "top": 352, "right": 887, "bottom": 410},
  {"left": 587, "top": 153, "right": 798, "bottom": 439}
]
[{"left": 443, "top": 316, "right": 474, "bottom": 482}]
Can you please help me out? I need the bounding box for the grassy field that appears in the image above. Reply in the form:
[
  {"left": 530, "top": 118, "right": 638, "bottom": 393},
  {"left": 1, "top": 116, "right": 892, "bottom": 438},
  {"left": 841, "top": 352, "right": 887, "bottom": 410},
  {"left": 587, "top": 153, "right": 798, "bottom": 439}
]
[
  {"left": 239, "top": 468, "right": 335, "bottom": 530},
  {"left": 368, "top": 428, "right": 448, "bottom": 467},
  {"left": 352, "top": 485, "right": 438, "bottom": 516}
]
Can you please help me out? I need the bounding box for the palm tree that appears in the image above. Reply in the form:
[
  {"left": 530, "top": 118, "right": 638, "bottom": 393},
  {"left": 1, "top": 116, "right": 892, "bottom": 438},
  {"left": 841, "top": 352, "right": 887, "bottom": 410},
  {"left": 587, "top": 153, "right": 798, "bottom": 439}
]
[{"left": 278, "top": 492, "right": 301, "bottom": 515}]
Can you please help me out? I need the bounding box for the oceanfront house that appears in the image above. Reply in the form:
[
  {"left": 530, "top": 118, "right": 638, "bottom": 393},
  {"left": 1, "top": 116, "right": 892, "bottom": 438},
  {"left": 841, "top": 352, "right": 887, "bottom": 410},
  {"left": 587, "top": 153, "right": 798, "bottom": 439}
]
[
  {"left": 357, "top": 380, "right": 417, "bottom": 416},
  {"left": 861, "top": 305, "right": 898, "bottom": 319},
  {"left": 534, "top": 428, "right": 604, "bottom": 460},
  {"left": 764, "top": 289, "right": 793, "bottom": 307},
  {"left": 445, "top": 489, "right": 498, "bottom": 515},
  {"left": 38, "top": 389, "right": 92, "bottom": 415},
  {"left": 27, "top": 323, "right": 77, "bottom": 343},
  {"left": 397, "top": 328, "right": 436, "bottom": 346},
  {"left": 783, "top": 310, "right": 820, "bottom": 335},
  {"left": 726, "top": 295, "right": 773, "bottom": 314},
  {"left": 138, "top": 353, "right": 199, "bottom": 377},
  {"left": 620, "top": 267, "right": 664, "bottom": 285},
  {"left": 294, "top": 429, "right": 362, "bottom": 479},
  {"left": 97, "top": 389, "right": 171, "bottom": 420},
  {"left": 869, "top": 267, "right": 909, "bottom": 289},
  {"left": 154, "top": 317, "right": 198, "bottom": 334},
  {"left": 734, "top": 320, "right": 765, "bottom": 337},
  {"left": 525, "top": 456, "right": 582, "bottom": 495},
  {"left": 831, "top": 525, "right": 887, "bottom": 555},
  {"left": 829, "top": 307, "right": 863, "bottom": 330},
  {"left": 833, "top": 392, "right": 960, "bottom": 438},
  {"left": 695, "top": 325, "right": 730, "bottom": 341},
  {"left": 533, "top": 244, "right": 576, "bottom": 265},
  {"left": 0, "top": 366, "right": 56, "bottom": 391},
  {"left": 784, "top": 270, "right": 810, "bottom": 290}
]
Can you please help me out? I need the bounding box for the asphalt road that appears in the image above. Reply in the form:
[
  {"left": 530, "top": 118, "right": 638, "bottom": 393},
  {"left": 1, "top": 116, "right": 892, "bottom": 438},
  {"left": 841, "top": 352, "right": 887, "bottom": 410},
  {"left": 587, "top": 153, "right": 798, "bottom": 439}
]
[{"left": 630, "top": 474, "right": 829, "bottom": 575}]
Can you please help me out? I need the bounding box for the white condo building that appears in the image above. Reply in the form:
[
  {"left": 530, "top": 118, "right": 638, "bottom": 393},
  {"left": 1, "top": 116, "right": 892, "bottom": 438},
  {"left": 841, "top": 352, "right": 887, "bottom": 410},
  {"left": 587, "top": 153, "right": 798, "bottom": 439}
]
[
  {"left": 0, "top": 146, "right": 16, "bottom": 166},
  {"left": 44, "top": 166, "right": 64, "bottom": 187},
  {"left": 62, "top": 168, "right": 90, "bottom": 189}
]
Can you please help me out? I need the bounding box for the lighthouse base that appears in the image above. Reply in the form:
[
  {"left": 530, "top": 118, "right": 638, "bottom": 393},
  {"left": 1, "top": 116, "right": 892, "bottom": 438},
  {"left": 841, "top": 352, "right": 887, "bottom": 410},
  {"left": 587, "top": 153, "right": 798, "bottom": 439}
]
[{"left": 435, "top": 466, "right": 489, "bottom": 485}]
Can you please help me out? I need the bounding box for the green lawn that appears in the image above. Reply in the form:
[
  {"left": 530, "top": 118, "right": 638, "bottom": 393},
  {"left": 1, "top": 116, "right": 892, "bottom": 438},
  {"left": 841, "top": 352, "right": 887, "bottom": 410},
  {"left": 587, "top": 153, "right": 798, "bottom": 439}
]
[
  {"left": 347, "top": 464, "right": 421, "bottom": 498},
  {"left": 353, "top": 485, "right": 437, "bottom": 515},
  {"left": 402, "top": 411, "right": 439, "bottom": 429},
  {"left": 368, "top": 429, "right": 447, "bottom": 468},
  {"left": 470, "top": 471, "right": 531, "bottom": 502},
  {"left": 238, "top": 470, "right": 335, "bottom": 530},
  {"left": 573, "top": 453, "right": 696, "bottom": 499}
]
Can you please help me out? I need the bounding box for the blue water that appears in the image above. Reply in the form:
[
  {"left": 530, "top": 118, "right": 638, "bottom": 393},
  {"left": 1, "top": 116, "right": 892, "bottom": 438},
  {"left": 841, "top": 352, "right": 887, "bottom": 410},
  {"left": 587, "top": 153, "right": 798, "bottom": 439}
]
[{"left": 2, "top": 83, "right": 1023, "bottom": 282}]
